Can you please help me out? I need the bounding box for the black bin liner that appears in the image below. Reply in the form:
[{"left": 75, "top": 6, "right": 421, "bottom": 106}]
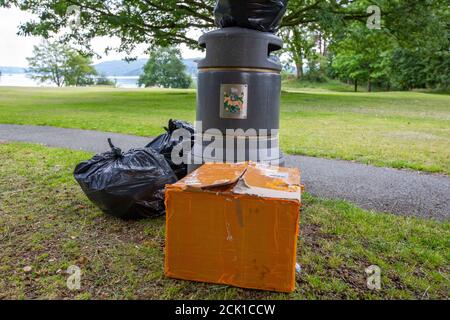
[
  {"left": 74, "top": 139, "right": 177, "bottom": 219},
  {"left": 214, "top": 0, "right": 289, "bottom": 33},
  {"left": 146, "top": 119, "right": 194, "bottom": 180}
]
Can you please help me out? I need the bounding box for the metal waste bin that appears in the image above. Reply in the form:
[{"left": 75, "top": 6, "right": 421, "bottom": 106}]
[{"left": 190, "top": 27, "right": 284, "bottom": 171}]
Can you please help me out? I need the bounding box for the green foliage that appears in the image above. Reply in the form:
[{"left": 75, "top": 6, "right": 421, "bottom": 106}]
[
  {"left": 3, "top": 0, "right": 447, "bottom": 91},
  {"left": 1, "top": 0, "right": 217, "bottom": 50},
  {"left": 330, "top": 14, "right": 449, "bottom": 92},
  {"left": 391, "top": 48, "right": 450, "bottom": 91},
  {"left": 27, "top": 40, "right": 97, "bottom": 87},
  {"left": 282, "top": 0, "right": 449, "bottom": 91},
  {"left": 280, "top": 26, "right": 331, "bottom": 82},
  {"left": 95, "top": 75, "right": 116, "bottom": 87},
  {"left": 27, "top": 41, "right": 67, "bottom": 87},
  {"left": 304, "top": 53, "right": 329, "bottom": 83},
  {"left": 390, "top": 49, "right": 427, "bottom": 90},
  {"left": 2, "top": 0, "right": 434, "bottom": 54},
  {"left": 280, "top": 26, "right": 317, "bottom": 79},
  {"left": 0, "top": 0, "right": 382, "bottom": 51},
  {"left": 64, "top": 51, "right": 97, "bottom": 86},
  {"left": 331, "top": 0, "right": 449, "bottom": 91},
  {"left": 138, "top": 47, "right": 192, "bottom": 89},
  {"left": 331, "top": 24, "right": 393, "bottom": 92}
]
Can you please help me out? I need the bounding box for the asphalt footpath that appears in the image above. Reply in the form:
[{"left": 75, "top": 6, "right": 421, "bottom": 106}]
[{"left": 1, "top": 124, "right": 448, "bottom": 221}]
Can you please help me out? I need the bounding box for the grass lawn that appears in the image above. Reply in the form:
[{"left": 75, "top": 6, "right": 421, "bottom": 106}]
[
  {"left": 282, "top": 78, "right": 360, "bottom": 92},
  {"left": 0, "top": 142, "right": 448, "bottom": 299},
  {"left": 0, "top": 86, "right": 449, "bottom": 174}
]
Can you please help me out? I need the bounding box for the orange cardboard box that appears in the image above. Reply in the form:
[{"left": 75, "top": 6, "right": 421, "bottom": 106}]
[{"left": 164, "top": 162, "right": 301, "bottom": 292}]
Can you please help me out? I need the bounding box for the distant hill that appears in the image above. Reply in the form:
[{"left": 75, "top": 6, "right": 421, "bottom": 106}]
[
  {"left": 93, "top": 59, "right": 147, "bottom": 77},
  {"left": 93, "top": 58, "right": 200, "bottom": 77},
  {"left": 0, "top": 67, "right": 26, "bottom": 74},
  {"left": 0, "top": 58, "right": 200, "bottom": 77}
]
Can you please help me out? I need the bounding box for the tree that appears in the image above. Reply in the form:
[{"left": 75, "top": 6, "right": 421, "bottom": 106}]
[
  {"left": 331, "top": 24, "right": 393, "bottom": 92},
  {"left": 281, "top": 26, "right": 316, "bottom": 79},
  {"left": 64, "top": 51, "right": 97, "bottom": 86},
  {"left": 281, "top": 0, "right": 447, "bottom": 85},
  {"left": 304, "top": 51, "right": 329, "bottom": 82},
  {"left": 330, "top": 0, "right": 449, "bottom": 91},
  {"left": 27, "top": 40, "right": 97, "bottom": 87},
  {"left": 388, "top": 2, "right": 450, "bottom": 90},
  {"left": 390, "top": 48, "right": 450, "bottom": 91},
  {"left": 95, "top": 75, "right": 116, "bottom": 86},
  {"left": 138, "top": 47, "right": 192, "bottom": 89},
  {"left": 3, "top": 0, "right": 446, "bottom": 91},
  {"left": 27, "top": 41, "right": 67, "bottom": 87},
  {"left": 0, "top": 0, "right": 432, "bottom": 53}
]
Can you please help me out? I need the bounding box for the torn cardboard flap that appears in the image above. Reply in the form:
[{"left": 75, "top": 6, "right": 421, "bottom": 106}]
[
  {"left": 173, "top": 162, "right": 247, "bottom": 189},
  {"left": 171, "top": 162, "right": 301, "bottom": 202},
  {"left": 233, "top": 163, "right": 301, "bottom": 201}
]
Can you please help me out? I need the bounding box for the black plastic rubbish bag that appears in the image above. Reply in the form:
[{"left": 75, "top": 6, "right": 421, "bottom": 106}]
[
  {"left": 214, "top": 0, "right": 289, "bottom": 33},
  {"left": 146, "top": 119, "right": 194, "bottom": 180},
  {"left": 74, "top": 139, "right": 177, "bottom": 219}
]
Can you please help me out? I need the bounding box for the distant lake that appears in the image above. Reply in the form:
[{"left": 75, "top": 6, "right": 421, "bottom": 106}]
[{"left": 0, "top": 73, "right": 140, "bottom": 88}]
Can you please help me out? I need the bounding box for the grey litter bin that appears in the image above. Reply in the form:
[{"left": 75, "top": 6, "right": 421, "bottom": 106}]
[{"left": 189, "top": 27, "right": 284, "bottom": 172}]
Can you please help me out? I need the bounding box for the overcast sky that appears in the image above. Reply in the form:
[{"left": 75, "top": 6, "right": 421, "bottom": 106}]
[{"left": 0, "top": 7, "right": 202, "bottom": 67}]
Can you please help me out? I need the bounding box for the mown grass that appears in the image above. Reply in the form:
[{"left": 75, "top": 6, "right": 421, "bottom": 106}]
[
  {"left": 0, "top": 142, "right": 448, "bottom": 299},
  {"left": 0, "top": 86, "right": 449, "bottom": 173},
  {"left": 282, "top": 78, "right": 359, "bottom": 92}
]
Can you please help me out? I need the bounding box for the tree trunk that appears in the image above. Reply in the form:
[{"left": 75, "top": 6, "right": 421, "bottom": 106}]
[
  {"left": 295, "top": 60, "right": 303, "bottom": 79},
  {"left": 54, "top": 68, "right": 62, "bottom": 87},
  {"left": 354, "top": 79, "right": 358, "bottom": 92},
  {"left": 367, "top": 80, "right": 372, "bottom": 92},
  {"left": 318, "top": 33, "right": 323, "bottom": 55}
]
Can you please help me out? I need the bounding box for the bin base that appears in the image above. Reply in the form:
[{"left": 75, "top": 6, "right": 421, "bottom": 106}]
[{"left": 187, "top": 155, "right": 285, "bottom": 174}]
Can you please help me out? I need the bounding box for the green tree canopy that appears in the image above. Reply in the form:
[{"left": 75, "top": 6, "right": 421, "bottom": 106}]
[
  {"left": 280, "top": 26, "right": 316, "bottom": 79},
  {"left": 331, "top": 24, "right": 393, "bottom": 92},
  {"left": 390, "top": 47, "right": 450, "bottom": 91},
  {"left": 138, "top": 47, "right": 192, "bottom": 89},
  {"left": 3, "top": 0, "right": 447, "bottom": 90},
  {"left": 330, "top": 0, "right": 449, "bottom": 91},
  {"left": 64, "top": 50, "right": 97, "bottom": 86},
  {"left": 27, "top": 40, "right": 97, "bottom": 87},
  {"left": 27, "top": 41, "right": 67, "bottom": 87},
  {"left": 0, "top": 0, "right": 434, "bottom": 53}
]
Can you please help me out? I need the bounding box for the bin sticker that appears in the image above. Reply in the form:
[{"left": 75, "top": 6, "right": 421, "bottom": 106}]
[{"left": 220, "top": 84, "right": 248, "bottom": 120}]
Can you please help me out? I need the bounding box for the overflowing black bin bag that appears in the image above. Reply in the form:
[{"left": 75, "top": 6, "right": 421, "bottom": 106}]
[
  {"left": 74, "top": 139, "right": 177, "bottom": 219},
  {"left": 146, "top": 119, "right": 195, "bottom": 180},
  {"left": 214, "top": 0, "right": 289, "bottom": 33}
]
